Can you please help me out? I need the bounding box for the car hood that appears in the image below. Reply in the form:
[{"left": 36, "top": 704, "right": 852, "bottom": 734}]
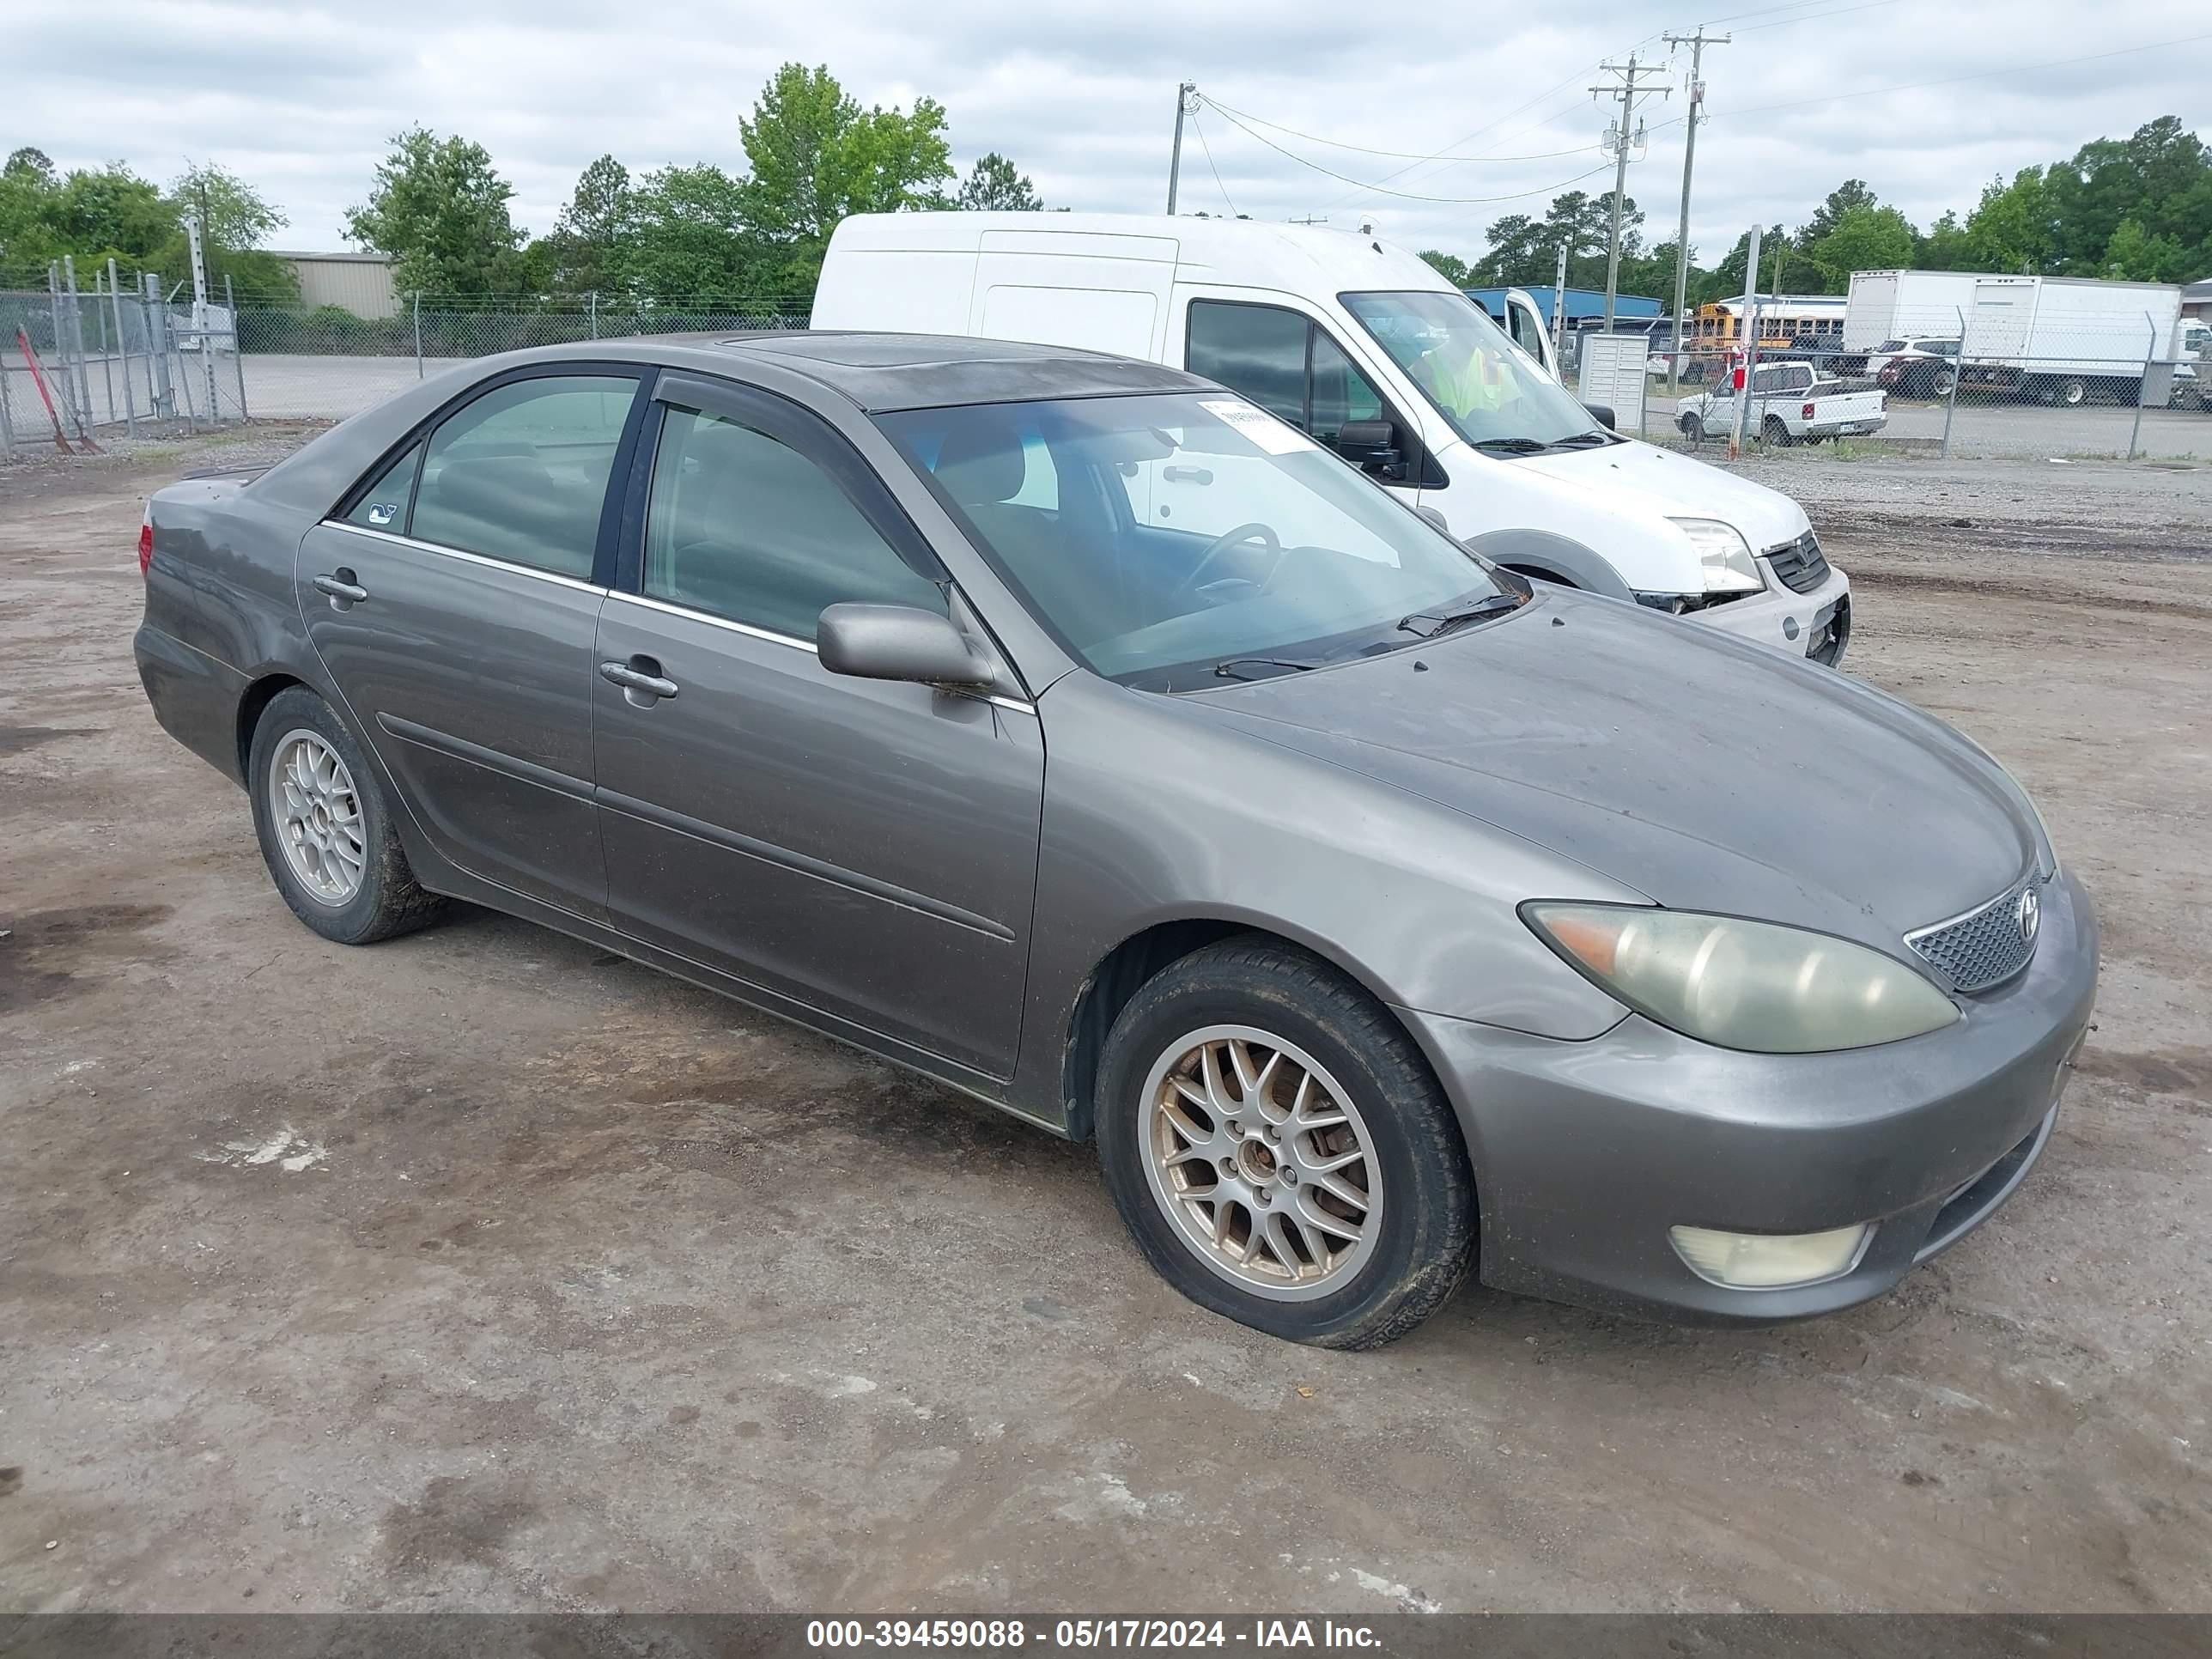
[
  {"left": 1513, "top": 440, "right": 1812, "bottom": 554},
  {"left": 1183, "top": 589, "right": 2039, "bottom": 957}
]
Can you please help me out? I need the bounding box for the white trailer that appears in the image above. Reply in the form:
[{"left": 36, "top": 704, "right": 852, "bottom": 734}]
[
  {"left": 1960, "top": 276, "right": 2186, "bottom": 406},
  {"left": 1842, "top": 270, "right": 1982, "bottom": 355}
]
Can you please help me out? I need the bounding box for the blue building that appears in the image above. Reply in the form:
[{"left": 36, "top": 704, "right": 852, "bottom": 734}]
[{"left": 1465, "top": 286, "right": 1663, "bottom": 328}]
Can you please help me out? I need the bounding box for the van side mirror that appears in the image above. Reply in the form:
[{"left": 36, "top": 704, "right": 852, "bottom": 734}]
[
  {"left": 1334, "top": 418, "right": 1406, "bottom": 480},
  {"left": 1583, "top": 403, "right": 1617, "bottom": 430},
  {"left": 817, "top": 604, "right": 993, "bottom": 688}
]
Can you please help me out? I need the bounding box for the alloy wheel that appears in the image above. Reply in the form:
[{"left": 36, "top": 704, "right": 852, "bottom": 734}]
[
  {"left": 270, "top": 729, "right": 366, "bottom": 906},
  {"left": 1138, "top": 1025, "right": 1382, "bottom": 1302}
]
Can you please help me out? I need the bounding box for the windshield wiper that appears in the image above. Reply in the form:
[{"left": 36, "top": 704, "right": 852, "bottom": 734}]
[
  {"left": 1550, "top": 430, "right": 1615, "bottom": 448},
  {"left": 1213, "top": 656, "right": 1325, "bottom": 681},
  {"left": 1396, "top": 592, "right": 1526, "bottom": 638},
  {"left": 1471, "top": 436, "right": 1551, "bottom": 454}
]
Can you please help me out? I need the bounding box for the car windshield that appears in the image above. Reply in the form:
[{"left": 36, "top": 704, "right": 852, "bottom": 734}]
[
  {"left": 876, "top": 392, "right": 1514, "bottom": 692},
  {"left": 1340, "top": 289, "right": 1605, "bottom": 448},
  {"left": 1875, "top": 338, "right": 1907, "bottom": 352}
]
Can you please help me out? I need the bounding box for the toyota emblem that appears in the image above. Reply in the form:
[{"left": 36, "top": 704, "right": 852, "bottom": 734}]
[{"left": 2015, "top": 886, "right": 2041, "bottom": 945}]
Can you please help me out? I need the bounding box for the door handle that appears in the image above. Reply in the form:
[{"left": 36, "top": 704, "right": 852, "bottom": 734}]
[
  {"left": 313, "top": 570, "right": 369, "bottom": 608},
  {"left": 599, "top": 658, "right": 680, "bottom": 703}
]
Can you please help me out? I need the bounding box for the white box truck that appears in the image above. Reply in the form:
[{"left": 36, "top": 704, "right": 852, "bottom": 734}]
[
  {"left": 1960, "top": 275, "right": 2187, "bottom": 406},
  {"left": 1840, "top": 270, "right": 1982, "bottom": 371},
  {"left": 813, "top": 213, "right": 1852, "bottom": 665}
]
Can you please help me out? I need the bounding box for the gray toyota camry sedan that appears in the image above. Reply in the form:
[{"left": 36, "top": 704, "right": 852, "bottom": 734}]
[{"left": 134, "top": 333, "right": 2096, "bottom": 1347}]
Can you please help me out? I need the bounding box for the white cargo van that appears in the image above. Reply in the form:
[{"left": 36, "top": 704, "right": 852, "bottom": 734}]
[{"left": 814, "top": 213, "right": 1851, "bottom": 663}]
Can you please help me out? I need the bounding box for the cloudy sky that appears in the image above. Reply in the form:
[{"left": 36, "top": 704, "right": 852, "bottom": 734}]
[{"left": 16, "top": 0, "right": 2209, "bottom": 273}]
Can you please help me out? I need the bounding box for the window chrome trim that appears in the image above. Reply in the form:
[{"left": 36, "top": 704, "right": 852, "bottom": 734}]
[
  {"left": 604, "top": 589, "right": 1037, "bottom": 714},
  {"left": 319, "top": 521, "right": 608, "bottom": 594},
  {"left": 605, "top": 586, "right": 818, "bottom": 654}
]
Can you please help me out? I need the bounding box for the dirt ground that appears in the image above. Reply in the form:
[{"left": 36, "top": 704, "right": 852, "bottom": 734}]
[{"left": 3, "top": 434, "right": 2209, "bottom": 1616}]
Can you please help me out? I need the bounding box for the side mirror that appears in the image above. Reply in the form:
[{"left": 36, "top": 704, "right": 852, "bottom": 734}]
[
  {"left": 1334, "top": 418, "right": 1406, "bottom": 479},
  {"left": 817, "top": 603, "right": 993, "bottom": 688},
  {"left": 1583, "top": 403, "right": 1617, "bottom": 430}
]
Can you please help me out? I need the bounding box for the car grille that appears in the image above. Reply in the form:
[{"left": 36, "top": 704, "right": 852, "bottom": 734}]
[
  {"left": 1765, "top": 531, "right": 1831, "bottom": 594},
  {"left": 1905, "top": 873, "right": 2045, "bottom": 993}
]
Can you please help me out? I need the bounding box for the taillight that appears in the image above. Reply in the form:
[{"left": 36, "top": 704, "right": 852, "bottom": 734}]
[
  {"left": 1802, "top": 401, "right": 1816, "bottom": 421},
  {"left": 137, "top": 516, "right": 153, "bottom": 578}
]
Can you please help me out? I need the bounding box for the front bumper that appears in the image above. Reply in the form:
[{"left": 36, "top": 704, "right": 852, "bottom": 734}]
[
  {"left": 1400, "top": 866, "right": 2098, "bottom": 1324},
  {"left": 1691, "top": 558, "right": 1853, "bottom": 665}
]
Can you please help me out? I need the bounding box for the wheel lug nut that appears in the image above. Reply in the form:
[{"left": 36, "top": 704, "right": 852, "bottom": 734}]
[
  {"left": 1282, "top": 1170, "right": 1297, "bottom": 1186},
  {"left": 1255, "top": 1189, "right": 1271, "bottom": 1206},
  {"left": 1220, "top": 1158, "right": 1236, "bottom": 1175}
]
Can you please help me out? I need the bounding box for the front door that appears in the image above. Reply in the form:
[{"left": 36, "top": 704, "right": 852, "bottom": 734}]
[
  {"left": 299, "top": 368, "right": 643, "bottom": 920},
  {"left": 592, "top": 378, "right": 1044, "bottom": 1079}
]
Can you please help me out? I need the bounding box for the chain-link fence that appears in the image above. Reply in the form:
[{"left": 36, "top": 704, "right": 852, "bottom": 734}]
[
  {"left": 216, "top": 297, "right": 812, "bottom": 422},
  {"left": 2, "top": 266, "right": 248, "bottom": 454},
  {"left": 3, "top": 275, "right": 810, "bottom": 453},
  {"left": 1590, "top": 301, "right": 2212, "bottom": 464}
]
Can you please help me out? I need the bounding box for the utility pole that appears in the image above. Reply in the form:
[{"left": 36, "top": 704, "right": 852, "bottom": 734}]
[
  {"left": 1662, "top": 27, "right": 1727, "bottom": 393},
  {"left": 1590, "top": 54, "right": 1670, "bottom": 335},
  {"left": 1166, "top": 82, "right": 1198, "bottom": 215}
]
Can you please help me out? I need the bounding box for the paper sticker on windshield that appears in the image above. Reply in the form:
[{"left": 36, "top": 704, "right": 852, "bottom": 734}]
[{"left": 1200, "top": 398, "right": 1319, "bottom": 456}]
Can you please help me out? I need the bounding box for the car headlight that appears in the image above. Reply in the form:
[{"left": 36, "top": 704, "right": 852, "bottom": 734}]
[
  {"left": 1668, "top": 518, "right": 1764, "bottom": 594},
  {"left": 1522, "top": 902, "right": 1960, "bottom": 1053}
]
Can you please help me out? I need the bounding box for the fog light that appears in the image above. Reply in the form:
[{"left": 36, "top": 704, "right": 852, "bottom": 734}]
[{"left": 1668, "top": 1223, "right": 1871, "bottom": 1289}]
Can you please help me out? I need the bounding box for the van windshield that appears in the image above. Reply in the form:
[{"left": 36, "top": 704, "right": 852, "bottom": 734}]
[
  {"left": 1342, "top": 289, "right": 1609, "bottom": 450},
  {"left": 876, "top": 391, "right": 1517, "bottom": 692}
]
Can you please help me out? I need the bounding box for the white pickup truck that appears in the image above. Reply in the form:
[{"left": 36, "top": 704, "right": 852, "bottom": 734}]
[{"left": 1675, "top": 360, "right": 1888, "bottom": 447}]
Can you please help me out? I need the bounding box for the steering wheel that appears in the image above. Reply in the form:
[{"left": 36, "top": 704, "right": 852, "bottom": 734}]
[{"left": 1172, "top": 522, "right": 1281, "bottom": 605}]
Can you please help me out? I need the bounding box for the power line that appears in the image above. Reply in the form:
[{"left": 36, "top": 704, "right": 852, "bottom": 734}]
[
  {"left": 1197, "top": 95, "right": 1601, "bottom": 165},
  {"left": 1189, "top": 111, "right": 1238, "bottom": 219},
  {"left": 1202, "top": 100, "right": 1620, "bottom": 206},
  {"left": 1733, "top": 0, "right": 1897, "bottom": 32}
]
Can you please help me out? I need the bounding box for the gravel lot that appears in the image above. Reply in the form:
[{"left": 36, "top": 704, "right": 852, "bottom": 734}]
[{"left": 3, "top": 430, "right": 2209, "bottom": 1616}]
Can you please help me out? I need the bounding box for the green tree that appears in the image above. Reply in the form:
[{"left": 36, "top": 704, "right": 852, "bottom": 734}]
[
  {"left": 1962, "top": 167, "right": 2055, "bottom": 274},
  {"left": 1419, "top": 249, "right": 1473, "bottom": 286},
  {"left": 738, "top": 63, "right": 952, "bottom": 295},
  {"left": 1808, "top": 204, "right": 1917, "bottom": 290},
  {"left": 345, "top": 128, "right": 527, "bottom": 296},
  {"left": 543, "top": 154, "right": 634, "bottom": 296},
  {"left": 1471, "top": 190, "right": 1638, "bottom": 289},
  {"left": 1799, "top": 179, "right": 1879, "bottom": 246},
  {"left": 621, "top": 163, "right": 757, "bottom": 302},
  {"left": 2098, "top": 218, "right": 2190, "bottom": 283},
  {"left": 1917, "top": 210, "right": 1973, "bottom": 270},
  {"left": 955, "top": 152, "right": 1042, "bottom": 211},
  {"left": 161, "top": 161, "right": 296, "bottom": 301}
]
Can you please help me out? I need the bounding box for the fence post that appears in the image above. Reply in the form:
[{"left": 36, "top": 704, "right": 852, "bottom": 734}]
[
  {"left": 588, "top": 290, "right": 599, "bottom": 341},
  {"left": 46, "top": 263, "right": 75, "bottom": 434},
  {"left": 0, "top": 342, "right": 15, "bottom": 455},
  {"left": 413, "top": 291, "right": 424, "bottom": 379},
  {"left": 63, "top": 255, "right": 95, "bottom": 435},
  {"left": 109, "top": 257, "right": 137, "bottom": 437},
  {"left": 227, "top": 274, "right": 248, "bottom": 422},
  {"left": 1940, "top": 305, "right": 1965, "bottom": 459},
  {"left": 144, "top": 272, "right": 175, "bottom": 423},
  {"left": 2126, "top": 316, "right": 2155, "bottom": 463},
  {"left": 93, "top": 268, "right": 116, "bottom": 432}
]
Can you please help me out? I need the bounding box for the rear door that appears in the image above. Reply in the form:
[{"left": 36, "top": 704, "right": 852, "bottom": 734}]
[
  {"left": 969, "top": 228, "right": 1178, "bottom": 359},
  {"left": 592, "top": 375, "right": 1045, "bottom": 1078},
  {"left": 300, "top": 367, "right": 647, "bottom": 920},
  {"left": 1501, "top": 289, "right": 1555, "bottom": 375}
]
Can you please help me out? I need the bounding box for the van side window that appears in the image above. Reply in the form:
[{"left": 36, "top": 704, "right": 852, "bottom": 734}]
[
  {"left": 1186, "top": 303, "right": 1306, "bottom": 425},
  {"left": 1187, "top": 301, "right": 1393, "bottom": 449}
]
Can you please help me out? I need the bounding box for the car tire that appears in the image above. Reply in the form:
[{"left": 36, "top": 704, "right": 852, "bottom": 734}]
[
  {"left": 1934, "top": 369, "right": 1956, "bottom": 398},
  {"left": 1763, "top": 415, "right": 1795, "bottom": 448},
  {"left": 247, "top": 685, "right": 447, "bottom": 945},
  {"left": 1680, "top": 413, "right": 1705, "bottom": 442},
  {"left": 2058, "top": 377, "right": 2087, "bottom": 407},
  {"left": 1094, "top": 936, "right": 1476, "bottom": 1349}
]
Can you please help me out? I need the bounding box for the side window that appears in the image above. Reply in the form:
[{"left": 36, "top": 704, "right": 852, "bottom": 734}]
[
  {"left": 1750, "top": 366, "right": 1780, "bottom": 394},
  {"left": 343, "top": 442, "right": 422, "bottom": 531},
  {"left": 1786, "top": 365, "right": 1815, "bottom": 392},
  {"left": 410, "top": 374, "right": 637, "bottom": 579},
  {"left": 1187, "top": 302, "right": 1307, "bottom": 426},
  {"left": 642, "top": 405, "right": 945, "bottom": 641},
  {"left": 1309, "top": 331, "right": 1385, "bottom": 447}
]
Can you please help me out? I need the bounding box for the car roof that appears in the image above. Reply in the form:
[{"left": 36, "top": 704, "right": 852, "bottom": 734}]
[{"left": 660, "top": 330, "right": 1211, "bottom": 412}]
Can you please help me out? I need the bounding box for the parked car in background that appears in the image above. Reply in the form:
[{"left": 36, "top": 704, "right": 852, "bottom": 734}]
[
  {"left": 134, "top": 335, "right": 2094, "bottom": 1348},
  {"left": 815, "top": 212, "right": 1852, "bottom": 665},
  {"left": 1873, "top": 339, "right": 1962, "bottom": 398},
  {"left": 1676, "top": 360, "right": 1888, "bottom": 447}
]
